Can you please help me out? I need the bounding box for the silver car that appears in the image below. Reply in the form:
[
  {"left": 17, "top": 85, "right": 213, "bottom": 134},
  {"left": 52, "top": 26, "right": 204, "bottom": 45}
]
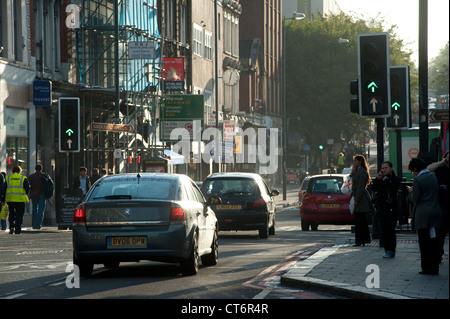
[{"left": 72, "top": 173, "right": 218, "bottom": 276}]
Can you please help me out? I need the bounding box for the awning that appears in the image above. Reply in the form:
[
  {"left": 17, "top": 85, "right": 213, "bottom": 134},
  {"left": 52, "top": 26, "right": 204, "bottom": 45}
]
[{"left": 164, "top": 149, "right": 185, "bottom": 165}]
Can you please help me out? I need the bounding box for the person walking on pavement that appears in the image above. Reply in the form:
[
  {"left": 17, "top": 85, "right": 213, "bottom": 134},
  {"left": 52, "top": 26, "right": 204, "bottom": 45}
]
[
  {"left": 90, "top": 168, "right": 101, "bottom": 184},
  {"left": 351, "top": 155, "right": 372, "bottom": 246},
  {"left": 74, "top": 166, "right": 91, "bottom": 195},
  {"left": 5, "top": 166, "right": 30, "bottom": 234},
  {"left": 372, "top": 161, "right": 402, "bottom": 258},
  {"left": 408, "top": 157, "right": 443, "bottom": 275},
  {"left": 27, "top": 164, "right": 47, "bottom": 229}
]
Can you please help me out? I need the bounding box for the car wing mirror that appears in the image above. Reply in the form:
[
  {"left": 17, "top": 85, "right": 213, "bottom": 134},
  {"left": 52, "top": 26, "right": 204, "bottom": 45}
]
[{"left": 271, "top": 189, "right": 279, "bottom": 196}]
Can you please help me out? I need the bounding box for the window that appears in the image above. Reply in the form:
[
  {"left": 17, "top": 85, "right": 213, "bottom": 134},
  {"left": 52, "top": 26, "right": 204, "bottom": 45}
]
[
  {"left": 193, "top": 24, "right": 203, "bottom": 57},
  {"left": 204, "top": 31, "right": 212, "bottom": 60}
]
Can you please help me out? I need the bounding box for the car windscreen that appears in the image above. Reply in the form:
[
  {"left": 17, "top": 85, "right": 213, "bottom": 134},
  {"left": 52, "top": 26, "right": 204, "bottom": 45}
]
[
  {"left": 308, "top": 177, "right": 344, "bottom": 194},
  {"left": 87, "top": 176, "right": 178, "bottom": 201},
  {"left": 201, "top": 178, "right": 260, "bottom": 197}
]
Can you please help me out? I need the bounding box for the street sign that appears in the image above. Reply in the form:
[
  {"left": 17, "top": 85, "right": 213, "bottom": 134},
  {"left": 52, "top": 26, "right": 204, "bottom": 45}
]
[
  {"left": 128, "top": 41, "right": 155, "bottom": 59},
  {"left": 91, "top": 122, "right": 134, "bottom": 132},
  {"left": 33, "top": 80, "right": 52, "bottom": 106},
  {"left": 429, "top": 109, "right": 449, "bottom": 122},
  {"left": 160, "top": 95, "right": 204, "bottom": 141}
]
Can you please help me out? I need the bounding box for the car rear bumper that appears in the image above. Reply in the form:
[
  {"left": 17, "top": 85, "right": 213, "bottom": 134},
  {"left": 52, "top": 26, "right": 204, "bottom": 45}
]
[
  {"left": 216, "top": 211, "right": 270, "bottom": 231},
  {"left": 300, "top": 209, "right": 355, "bottom": 224},
  {"left": 72, "top": 224, "right": 193, "bottom": 263}
]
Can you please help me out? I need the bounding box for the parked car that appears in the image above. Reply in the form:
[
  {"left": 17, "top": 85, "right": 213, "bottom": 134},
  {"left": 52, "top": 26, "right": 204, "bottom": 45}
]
[
  {"left": 201, "top": 172, "right": 279, "bottom": 238},
  {"left": 72, "top": 173, "right": 218, "bottom": 277},
  {"left": 300, "top": 174, "right": 353, "bottom": 231},
  {"left": 298, "top": 176, "right": 311, "bottom": 206}
]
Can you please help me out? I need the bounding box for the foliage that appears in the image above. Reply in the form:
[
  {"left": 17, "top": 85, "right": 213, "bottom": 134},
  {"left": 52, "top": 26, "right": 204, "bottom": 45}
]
[
  {"left": 429, "top": 42, "right": 449, "bottom": 95},
  {"left": 285, "top": 12, "right": 416, "bottom": 161}
]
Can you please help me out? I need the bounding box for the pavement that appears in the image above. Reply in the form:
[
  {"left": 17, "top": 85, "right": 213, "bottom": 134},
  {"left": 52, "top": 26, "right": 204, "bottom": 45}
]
[
  {"left": 274, "top": 183, "right": 450, "bottom": 300},
  {"left": 14, "top": 183, "right": 450, "bottom": 299}
]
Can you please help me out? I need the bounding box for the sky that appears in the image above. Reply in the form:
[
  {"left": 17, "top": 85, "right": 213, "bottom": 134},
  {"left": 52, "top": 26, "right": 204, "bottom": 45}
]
[{"left": 335, "top": 0, "right": 449, "bottom": 65}]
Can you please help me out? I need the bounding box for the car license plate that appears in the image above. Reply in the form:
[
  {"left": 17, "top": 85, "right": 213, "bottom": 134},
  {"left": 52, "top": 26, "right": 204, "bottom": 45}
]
[
  {"left": 321, "top": 204, "right": 339, "bottom": 208},
  {"left": 215, "top": 204, "right": 242, "bottom": 210},
  {"left": 107, "top": 236, "right": 147, "bottom": 249}
]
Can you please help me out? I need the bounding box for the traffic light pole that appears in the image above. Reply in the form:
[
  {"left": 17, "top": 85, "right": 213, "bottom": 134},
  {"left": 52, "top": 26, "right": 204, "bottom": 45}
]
[
  {"left": 376, "top": 118, "right": 384, "bottom": 172},
  {"left": 418, "top": 0, "right": 431, "bottom": 163}
]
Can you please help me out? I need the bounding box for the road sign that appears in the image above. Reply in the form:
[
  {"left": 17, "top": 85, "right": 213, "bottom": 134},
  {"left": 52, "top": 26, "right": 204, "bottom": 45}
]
[
  {"left": 91, "top": 122, "right": 134, "bottom": 132},
  {"left": 160, "top": 95, "right": 204, "bottom": 141},
  {"left": 33, "top": 80, "right": 52, "bottom": 106},
  {"left": 429, "top": 109, "right": 449, "bottom": 122}
]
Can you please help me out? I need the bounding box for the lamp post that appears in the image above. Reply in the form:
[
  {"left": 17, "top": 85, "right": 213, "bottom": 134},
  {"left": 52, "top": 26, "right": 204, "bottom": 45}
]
[{"left": 282, "top": 12, "right": 305, "bottom": 200}]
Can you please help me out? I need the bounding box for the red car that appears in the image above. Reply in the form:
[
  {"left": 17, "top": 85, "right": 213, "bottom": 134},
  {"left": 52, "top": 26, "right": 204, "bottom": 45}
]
[{"left": 300, "top": 174, "right": 353, "bottom": 231}]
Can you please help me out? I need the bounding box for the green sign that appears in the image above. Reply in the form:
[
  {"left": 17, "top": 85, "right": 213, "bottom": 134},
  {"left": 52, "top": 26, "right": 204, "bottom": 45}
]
[{"left": 160, "top": 95, "right": 204, "bottom": 141}]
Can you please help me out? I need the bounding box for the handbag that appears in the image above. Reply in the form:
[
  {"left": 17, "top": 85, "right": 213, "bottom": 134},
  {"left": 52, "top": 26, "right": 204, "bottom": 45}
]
[{"left": 341, "top": 177, "right": 352, "bottom": 196}]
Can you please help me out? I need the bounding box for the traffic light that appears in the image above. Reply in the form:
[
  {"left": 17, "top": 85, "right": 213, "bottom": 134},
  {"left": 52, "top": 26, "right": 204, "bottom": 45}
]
[
  {"left": 386, "top": 66, "right": 410, "bottom": 129},
  {"left": 318, "top": 144, "right": 324, "bottom": 150},
  {"left": 357, "top": 33, "right": 390, "bottom": 118},
  {"left": 58, "top": 97, "right": 80, "bottom": 152}
]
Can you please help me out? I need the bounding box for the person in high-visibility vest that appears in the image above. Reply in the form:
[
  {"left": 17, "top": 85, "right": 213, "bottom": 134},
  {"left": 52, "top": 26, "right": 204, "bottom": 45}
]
[{"left": 5, "top": 166, "right": 30, "bottom": 234}]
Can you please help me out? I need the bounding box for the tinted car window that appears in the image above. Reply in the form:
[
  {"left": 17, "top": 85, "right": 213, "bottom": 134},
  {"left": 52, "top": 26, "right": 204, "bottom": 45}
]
[
  {"left": 308, "top": 177, "right": 344, "bottom": 194},
  {"left": 88, "top": 176, "right": 178, "bottom": 200},
  {"left": 202, "top": 178, "right": 260, "bottom": 196}
]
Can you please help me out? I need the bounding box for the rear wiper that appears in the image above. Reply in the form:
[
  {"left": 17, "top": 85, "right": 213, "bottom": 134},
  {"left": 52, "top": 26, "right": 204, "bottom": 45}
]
[{"left": 94, "top": 195, "right": 132, "bottom": 200}]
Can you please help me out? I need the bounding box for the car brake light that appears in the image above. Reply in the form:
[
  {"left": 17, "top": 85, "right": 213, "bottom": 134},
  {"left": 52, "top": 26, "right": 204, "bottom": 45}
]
[
  {"left": 253, "top": 198, "right": 266, "bottom": 208},
  {"left": 170, "top": 207, "right": 186, "bottom": 222},
  {"left": 73, "top": 206, "right": 86, "bottom": 225}
]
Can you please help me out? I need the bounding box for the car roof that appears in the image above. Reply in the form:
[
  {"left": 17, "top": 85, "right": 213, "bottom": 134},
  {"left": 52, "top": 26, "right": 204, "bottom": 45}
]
[
  {"left": 204, "top": 172, "right": 262, "bottom": 180},
  {"left": 308, "top": 174, "right": 348, "bottom": 179},
  {"left": 98, "top": 173, "right": 186, "bottom": 181}
]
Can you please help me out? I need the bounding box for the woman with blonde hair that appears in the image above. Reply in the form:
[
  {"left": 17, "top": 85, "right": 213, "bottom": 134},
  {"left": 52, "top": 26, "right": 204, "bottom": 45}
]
[{"left": 351, "top": 155, "right": 372, "bottom": 246}]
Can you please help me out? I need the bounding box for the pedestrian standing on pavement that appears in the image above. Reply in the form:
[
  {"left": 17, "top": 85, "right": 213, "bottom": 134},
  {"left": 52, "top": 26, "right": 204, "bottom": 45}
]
[
  {"left": 427, "top": 151, "right": 449, "bottom": 263},
  {"left": 6, "top": 166, "right": 30, "bottom": 234},
  {"left": 0, "top": 172, "right": 7, "bottom": 231},
  {"left": 408, "top": 157, "right": 443, "bottom": 275},
  {"left": 74, "top": 166, "right": 91, "bottom": 195},
  {"left": 337, "top": 152, "right": 346, "bottom": 173},
  {"left": 351, "top": 155, "right": 372, "bottom": 246},
  {"left": 27, "top": 164, "right": 47, "bottom": 229},
  {"left": 372, "top": 161, "right": 402, "bottom": 258}
]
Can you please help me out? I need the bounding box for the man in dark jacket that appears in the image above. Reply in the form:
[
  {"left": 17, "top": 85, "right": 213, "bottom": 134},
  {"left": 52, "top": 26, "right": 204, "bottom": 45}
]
[
  {"left": 28, "top": 164, "right": 46, "bottom": 229},
  {"left": 74, "top": 166, "right": 91, "bottom": 195}
]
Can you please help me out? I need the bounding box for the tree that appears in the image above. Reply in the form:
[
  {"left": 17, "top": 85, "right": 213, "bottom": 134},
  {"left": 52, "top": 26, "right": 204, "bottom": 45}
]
[
  {"left": 429, "top": 42, "right": 449, "bottom": 96},
  {"left": 285, "top": 12, "right": 416, "bottom": 167}
]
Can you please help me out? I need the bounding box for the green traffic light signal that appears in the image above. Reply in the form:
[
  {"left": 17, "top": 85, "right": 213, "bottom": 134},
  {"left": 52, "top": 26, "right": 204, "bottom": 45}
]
[{"left": 319, "top": 145, "right": 324, "bottom": 150}]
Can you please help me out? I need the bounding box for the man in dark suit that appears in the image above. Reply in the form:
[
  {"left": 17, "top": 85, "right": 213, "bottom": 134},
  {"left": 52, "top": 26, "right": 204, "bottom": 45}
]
[
  {"left": 408, "top": 157, "right": 443, "bottom": 275},
  {"left": 74, "top": 166, "right": 92, "bottom": 195}
]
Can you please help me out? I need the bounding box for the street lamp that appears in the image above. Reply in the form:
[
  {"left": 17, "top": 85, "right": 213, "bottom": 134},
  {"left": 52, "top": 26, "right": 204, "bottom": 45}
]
[{"left": 282, "top": 12, "right": 305, "bottom": 200}]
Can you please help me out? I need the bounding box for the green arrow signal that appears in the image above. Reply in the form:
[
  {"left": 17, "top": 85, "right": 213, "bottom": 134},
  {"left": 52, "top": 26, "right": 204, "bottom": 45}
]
[
  {"left": 65, "top": 128, "right": 74, "bottom": 136},
  {"left": 367, "top": 82, "right": 378, "bottom": 93},
  {"left": 391, "top": 102, "right": 401, "bottom": 111}
]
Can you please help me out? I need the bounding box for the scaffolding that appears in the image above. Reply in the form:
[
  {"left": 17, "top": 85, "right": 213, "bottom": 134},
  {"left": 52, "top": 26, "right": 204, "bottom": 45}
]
[{"left": 75, "top": 0, "right": 161, "bottom": 172}]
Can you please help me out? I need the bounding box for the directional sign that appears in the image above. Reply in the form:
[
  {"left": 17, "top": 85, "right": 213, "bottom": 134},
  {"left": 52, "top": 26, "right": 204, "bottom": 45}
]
[
  {"left": 429, "top": 109, "right": 449, "bottom": 122},
  {"left": 91, "top": 122, "right": 134, "bottom": 132}
]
